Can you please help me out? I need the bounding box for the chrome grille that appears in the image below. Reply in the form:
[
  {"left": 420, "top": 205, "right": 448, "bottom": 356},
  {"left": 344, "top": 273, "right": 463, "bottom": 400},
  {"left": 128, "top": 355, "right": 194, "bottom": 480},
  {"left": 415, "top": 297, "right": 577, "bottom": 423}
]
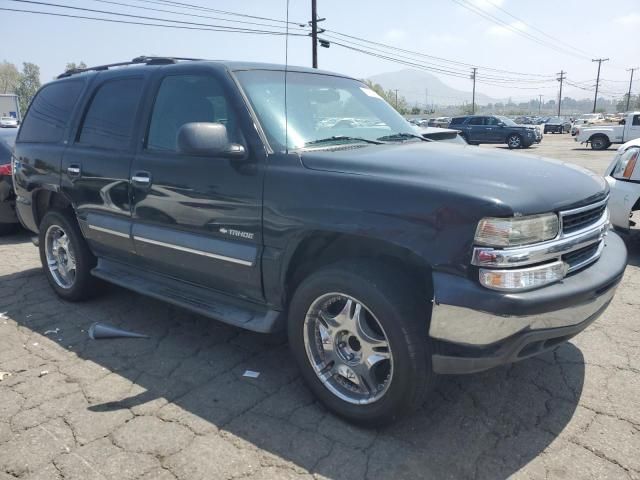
[
  {"left": 562, "top": 241, "right": 602, "bottom": 273},
  {"left": 561, "top": 202, "right": 607, "bottom": 235}
]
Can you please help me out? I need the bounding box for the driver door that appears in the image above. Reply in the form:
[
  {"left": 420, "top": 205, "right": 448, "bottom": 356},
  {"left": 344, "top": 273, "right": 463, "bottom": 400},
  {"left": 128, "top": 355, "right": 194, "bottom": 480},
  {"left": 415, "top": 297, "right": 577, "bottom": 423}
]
[{"left": 129, "top": 71, "right": 265, "bottom": 301}]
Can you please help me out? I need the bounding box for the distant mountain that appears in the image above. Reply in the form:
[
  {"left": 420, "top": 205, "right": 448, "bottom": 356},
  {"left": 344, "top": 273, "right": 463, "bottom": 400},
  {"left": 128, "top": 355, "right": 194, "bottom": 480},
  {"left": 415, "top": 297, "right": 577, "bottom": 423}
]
[{"left": 368, "top": 69, "right": 495, "bottom": 107}]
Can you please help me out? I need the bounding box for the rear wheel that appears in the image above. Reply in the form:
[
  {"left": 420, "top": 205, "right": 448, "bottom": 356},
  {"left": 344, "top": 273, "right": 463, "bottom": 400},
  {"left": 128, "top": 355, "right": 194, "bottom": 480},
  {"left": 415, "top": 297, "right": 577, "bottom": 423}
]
[
  {"left": 590, "top": 135, "right": 610, "bottom": 150},
  {"left": 39, "top": 210, "right": 99, "bottom": 301},
  {"left": 288, "top": 261, "right": 434, "bottom": 426},
  {"left": 507, "top": 134, "right": 522, "bottom": 149}
]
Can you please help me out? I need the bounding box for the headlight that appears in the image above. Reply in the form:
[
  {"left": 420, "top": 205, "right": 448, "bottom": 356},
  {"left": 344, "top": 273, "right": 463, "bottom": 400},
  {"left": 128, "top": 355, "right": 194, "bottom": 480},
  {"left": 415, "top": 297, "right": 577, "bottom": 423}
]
[
  {"left": 474, "top": 213, "right": 559, "bottom": 247},
  {"left": 612, "top": 147, "right": 639, "bottom": 180},
  {"left": 479, "top": 261, "right": 567, "bottom": 291}
]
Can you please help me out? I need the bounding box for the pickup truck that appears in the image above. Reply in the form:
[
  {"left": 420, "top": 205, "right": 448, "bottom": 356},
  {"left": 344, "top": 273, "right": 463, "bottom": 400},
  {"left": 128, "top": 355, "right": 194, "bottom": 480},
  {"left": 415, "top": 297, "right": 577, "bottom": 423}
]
[
  {"left": 12, "top": 57, "right": 627, "bottom": 425},
  {"left": 575, "top": 112, "right": 640, "bottom": 150}
]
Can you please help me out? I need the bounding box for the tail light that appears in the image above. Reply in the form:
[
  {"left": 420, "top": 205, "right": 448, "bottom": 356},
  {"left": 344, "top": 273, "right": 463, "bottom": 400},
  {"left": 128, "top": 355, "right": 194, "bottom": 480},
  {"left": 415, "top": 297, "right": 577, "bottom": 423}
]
[{"left": 0, "top": 163, "right": 11, "bottom": 176}]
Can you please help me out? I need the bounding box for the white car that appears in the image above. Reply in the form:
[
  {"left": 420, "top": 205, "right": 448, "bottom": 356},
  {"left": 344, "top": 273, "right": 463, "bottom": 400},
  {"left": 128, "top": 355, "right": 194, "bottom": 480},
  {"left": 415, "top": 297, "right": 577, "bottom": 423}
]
[
  {"left": 575, "top": 112, "right": 640, "bottom": 150},
  {"left": 605, "top": 137, "right": 640, "bottom": 233},
  {"left": 0, "top": 117, "right": 18, "bottom": 128}
]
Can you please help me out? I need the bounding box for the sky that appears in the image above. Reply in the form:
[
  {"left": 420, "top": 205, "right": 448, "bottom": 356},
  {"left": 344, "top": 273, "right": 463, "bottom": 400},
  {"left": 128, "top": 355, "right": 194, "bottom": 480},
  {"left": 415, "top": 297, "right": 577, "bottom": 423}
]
[{"left": 2, "top": 0, "right": 639, "bottom": 104}]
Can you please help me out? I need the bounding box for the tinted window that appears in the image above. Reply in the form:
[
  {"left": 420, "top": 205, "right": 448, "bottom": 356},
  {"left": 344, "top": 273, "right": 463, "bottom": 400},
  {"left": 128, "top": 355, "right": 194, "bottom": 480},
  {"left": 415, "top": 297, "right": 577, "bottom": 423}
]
[
  {"left": 79, "top": 78, "right": 143, "bottom": 150},
  {"left": 485, "top": 117, "right": 501, "bottom": 126},
  {"left": 449, "top": 117, "right": 465, "bottom": 125},
  {"left": 633, "top": 115, "right": 640, "bottom": 126},
  {"left": 18, "top": 81, "right": 83, "bottom": 143},
  {"left": 468, "top": 117, "right": 484, "bottom": 126},
  {"left": 147, "top": 74, "right": 237, "bottom": 151},
  {"left": 0, "top": 139, "right": 12, "bottom": 164}
]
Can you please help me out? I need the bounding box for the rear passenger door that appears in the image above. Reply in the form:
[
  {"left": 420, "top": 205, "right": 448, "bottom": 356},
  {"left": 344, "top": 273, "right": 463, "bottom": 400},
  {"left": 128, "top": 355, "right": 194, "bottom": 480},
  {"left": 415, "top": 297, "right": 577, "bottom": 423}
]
[
  {"left": 129, "top": 71, "right": 264, "bottom": 301},
  {"left": 484, "top": 116, "right": 504, "bottom": 142},
  {"left": 466, "top": 116, "right": 486, "bottom": 143},
  {"left": 62, "top": 76, "right": 145, "bottom": 261}
]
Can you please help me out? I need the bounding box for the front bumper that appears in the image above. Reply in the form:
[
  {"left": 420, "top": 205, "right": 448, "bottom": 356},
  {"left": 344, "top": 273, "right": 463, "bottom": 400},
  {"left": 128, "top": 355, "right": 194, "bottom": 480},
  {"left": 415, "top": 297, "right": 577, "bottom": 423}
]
[{"left": 429, "top": 232, "right": 627, "bottom": 374}]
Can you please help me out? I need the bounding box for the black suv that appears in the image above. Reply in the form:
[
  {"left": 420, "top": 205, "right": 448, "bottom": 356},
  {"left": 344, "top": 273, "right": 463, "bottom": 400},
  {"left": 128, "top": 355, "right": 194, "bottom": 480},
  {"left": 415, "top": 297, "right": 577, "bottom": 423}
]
[
  {"left": 13, "top": 57, "right": 627, "bottom": 425},
  {"left": 450, "top": 115, "right": 540, "bottom": 148}
]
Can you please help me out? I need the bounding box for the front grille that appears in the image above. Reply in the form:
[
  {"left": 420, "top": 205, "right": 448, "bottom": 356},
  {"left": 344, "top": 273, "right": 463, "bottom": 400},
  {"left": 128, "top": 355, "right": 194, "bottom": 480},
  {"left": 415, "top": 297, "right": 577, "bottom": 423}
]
[
  {"left": 562, "top": 204, "right": 606, "bottom": 234},
  {"left": 562, "top": 242, "right": 600, "bottom": 272}
]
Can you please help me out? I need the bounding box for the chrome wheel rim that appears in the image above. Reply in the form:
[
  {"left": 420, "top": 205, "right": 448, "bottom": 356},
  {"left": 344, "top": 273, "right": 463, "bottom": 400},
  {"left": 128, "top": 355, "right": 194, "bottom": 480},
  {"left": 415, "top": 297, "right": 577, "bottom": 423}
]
[
  {"left": 303, "top": 293, "right": 393, "bottom": 405},
  {"left": 44, "top": 225, "right": 76, "bottom": 289},
  {"left": 508, "top": 135, "right": 521, "bottom": 147}
]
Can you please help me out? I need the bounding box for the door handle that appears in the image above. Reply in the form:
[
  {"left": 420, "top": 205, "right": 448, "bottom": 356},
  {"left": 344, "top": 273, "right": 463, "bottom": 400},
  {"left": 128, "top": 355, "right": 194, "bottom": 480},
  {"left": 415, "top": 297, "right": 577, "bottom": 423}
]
[
  {"left": 67, "top": 165, "right": 81, "bottom": 177},
  {"left": 131, "top": 171, "right": 151, "bottom": 186}
]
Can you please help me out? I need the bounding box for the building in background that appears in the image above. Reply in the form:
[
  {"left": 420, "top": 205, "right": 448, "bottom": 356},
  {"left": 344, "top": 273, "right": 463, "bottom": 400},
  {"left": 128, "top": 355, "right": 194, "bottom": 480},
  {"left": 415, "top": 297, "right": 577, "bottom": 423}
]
[{"left": 0, "top": 94, "right": 20, "bottom": 121}]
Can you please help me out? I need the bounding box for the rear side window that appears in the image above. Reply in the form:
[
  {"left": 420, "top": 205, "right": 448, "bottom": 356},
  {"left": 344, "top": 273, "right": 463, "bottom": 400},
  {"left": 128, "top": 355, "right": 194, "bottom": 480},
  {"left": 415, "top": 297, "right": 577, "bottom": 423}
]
[
  {"left": 78, "top": 78, "right": 143, "bottom": 150},
  {"left": 146, "top": 74, "right": 236, "bottom": 152},
  {"left": 633, "top": 115, "right": 640, "bottom": 126},
  {"left": 18, "top": 80, "right": 84, "bottom": 143},
  {"left": 449, "top": 117, "right": 465, "bottom": 126},
  {"left": 468, "top": 117, "right": 484, "bottom": 126}
]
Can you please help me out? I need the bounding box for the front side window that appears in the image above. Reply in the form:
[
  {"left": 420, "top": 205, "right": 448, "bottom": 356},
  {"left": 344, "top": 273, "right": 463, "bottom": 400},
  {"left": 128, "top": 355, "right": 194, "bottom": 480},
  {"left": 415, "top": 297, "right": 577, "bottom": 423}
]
[
  {"left": 147, "top": 74, "right": 236, "bottom": 152},
  {"left": 18, "top": 80, "right": 84, "bottom": 143},
  {"left": 632, "top": 115, "right": 640, "bottom": 126},
  {"left": 78, "top": 77, "right": 143, "bottom": 150},
  {"left": 235, "top": 70, "right": 416, "bottom": 150}
]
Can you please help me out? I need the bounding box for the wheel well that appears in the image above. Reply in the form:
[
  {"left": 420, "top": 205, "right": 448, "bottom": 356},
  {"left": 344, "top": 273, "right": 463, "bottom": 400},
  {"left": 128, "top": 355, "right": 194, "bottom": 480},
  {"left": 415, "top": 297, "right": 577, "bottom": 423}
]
[
  {"left": 589, "top": 133, "right": 608, "bottom": 142},
  {"left": 34, "top": 190, "right": 73, "bottom": 227},
  {"left": 284, "top": 232, "right": 433, "bottom": 305}
]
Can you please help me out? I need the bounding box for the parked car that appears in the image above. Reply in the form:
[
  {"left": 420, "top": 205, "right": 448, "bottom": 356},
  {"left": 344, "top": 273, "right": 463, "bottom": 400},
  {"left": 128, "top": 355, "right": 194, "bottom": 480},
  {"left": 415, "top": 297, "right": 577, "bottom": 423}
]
[
  {"left": 13, "top": 57, "right": 626, "bottom": 425},
  {"left": 0, "top": 116, "right": 18, "bottom": 128},
  {"left": 429, "top": 117, "right": 450, "bottom": 128},
  {"left": 605, "top": 137, "right": 640, "bottom": 233},
  {"left": 575, "top": 112, "right": 640, "bottom": 150},
  {"left": 449, "top": 115, "right": 539, "bottom": 148},
  {"left": 417, "top": 126, "right": 467, "bottom": 144},
  {"left": 544, "top": 117, "right": 571, "bottom": 134},
  {"left": 0, "top": 129, "right": 18, "bottom": 234}
]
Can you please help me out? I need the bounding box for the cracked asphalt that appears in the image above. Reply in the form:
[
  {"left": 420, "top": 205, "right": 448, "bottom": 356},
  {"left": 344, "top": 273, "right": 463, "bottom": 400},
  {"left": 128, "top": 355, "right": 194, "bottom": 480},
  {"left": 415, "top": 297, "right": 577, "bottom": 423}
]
[{"left": 1, "top": 134, "right": 639, "bottom": 480}]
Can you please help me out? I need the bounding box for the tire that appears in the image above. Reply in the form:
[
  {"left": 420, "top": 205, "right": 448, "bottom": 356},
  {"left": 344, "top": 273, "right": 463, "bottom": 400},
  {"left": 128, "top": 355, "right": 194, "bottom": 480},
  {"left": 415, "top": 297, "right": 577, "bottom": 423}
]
[
  {"left": 507, "top": 134, "right": 522, "bottom": 149},
  {"left": 287, "top": 260, "right": 434, "bottom": 426},
  {"left": 590, "top": 135, "right": 610, "bottom": 151},
  {"left": 38, "top": 209, "right": 99, "bottom": 301}
]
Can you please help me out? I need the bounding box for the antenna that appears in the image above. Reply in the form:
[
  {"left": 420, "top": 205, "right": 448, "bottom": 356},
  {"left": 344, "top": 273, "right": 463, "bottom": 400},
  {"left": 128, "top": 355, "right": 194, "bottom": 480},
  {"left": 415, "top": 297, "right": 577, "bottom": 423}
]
[{"left": 284, "top": 0, "right": 290, "bottom": 154}]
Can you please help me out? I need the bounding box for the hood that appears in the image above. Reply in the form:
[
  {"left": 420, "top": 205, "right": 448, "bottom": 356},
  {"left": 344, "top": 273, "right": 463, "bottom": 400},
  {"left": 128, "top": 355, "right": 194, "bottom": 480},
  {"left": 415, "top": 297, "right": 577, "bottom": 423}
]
[{"left": 300, "top": 141, "right": 608, "bottom": 215}]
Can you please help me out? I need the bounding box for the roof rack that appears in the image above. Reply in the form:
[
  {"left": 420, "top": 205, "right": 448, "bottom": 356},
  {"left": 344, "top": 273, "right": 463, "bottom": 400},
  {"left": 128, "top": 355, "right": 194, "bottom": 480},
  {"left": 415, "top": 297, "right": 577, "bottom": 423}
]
[{"left": 57, "top": 56, "right": 204, "bottom": 79}]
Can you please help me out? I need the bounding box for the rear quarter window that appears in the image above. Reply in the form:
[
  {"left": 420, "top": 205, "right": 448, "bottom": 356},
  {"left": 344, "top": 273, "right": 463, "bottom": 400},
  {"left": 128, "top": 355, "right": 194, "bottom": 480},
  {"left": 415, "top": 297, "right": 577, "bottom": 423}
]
[
  {"left": 449, "top": 117, "right": 465, "bottom": 126},
  {"left": 18, "top": 80, "right": 84, "bottom": 143}
]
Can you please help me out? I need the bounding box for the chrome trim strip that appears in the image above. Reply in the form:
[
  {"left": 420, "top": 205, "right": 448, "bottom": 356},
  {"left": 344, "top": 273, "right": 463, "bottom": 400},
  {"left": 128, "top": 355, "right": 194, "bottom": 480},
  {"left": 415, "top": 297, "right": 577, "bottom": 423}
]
[
  {"left": 131, "top": 175, "right": 150, "bottom": 184},
  {"left": 88, "top": 225, "right": 130, "bottom": 239},
  {"left": 560, "top": 196, "right": 609, "bottom": 217},
  {"left": 133, "top": 236, "right": 253, "bottom": 266},
  {"left": 472, "top": 215, "right": 608, "bottom": 268},
  {"left": 429, "top": 283, "right": 617, "bottom": 346}
]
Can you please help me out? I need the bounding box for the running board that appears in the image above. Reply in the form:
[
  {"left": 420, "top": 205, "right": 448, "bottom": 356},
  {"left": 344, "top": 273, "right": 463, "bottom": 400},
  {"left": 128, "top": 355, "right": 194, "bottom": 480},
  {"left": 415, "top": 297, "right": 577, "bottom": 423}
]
[{"left": 91, "top": 259, "right": 283, "bottom": 333}]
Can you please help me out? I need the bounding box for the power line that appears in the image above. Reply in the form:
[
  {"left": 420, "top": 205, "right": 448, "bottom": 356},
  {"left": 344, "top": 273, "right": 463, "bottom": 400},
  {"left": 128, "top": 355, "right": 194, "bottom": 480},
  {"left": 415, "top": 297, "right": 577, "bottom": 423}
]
[
  {"left": 450, "top": 0, "right": 592, "bottom": 61},
  {"left": 8, "top": 0, "right": 298, "bottom": 35},
  {"left": 0, "top": 6, "right": 306, "bottom": 36}
]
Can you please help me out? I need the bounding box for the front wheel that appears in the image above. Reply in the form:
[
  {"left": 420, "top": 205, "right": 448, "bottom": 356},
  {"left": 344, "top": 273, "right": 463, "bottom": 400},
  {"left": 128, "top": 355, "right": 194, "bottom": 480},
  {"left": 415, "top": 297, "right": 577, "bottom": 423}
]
[
  {"left": 288, "top": 261, "right": 433, "bottom": 426},
  {"left": 507, "top": 134, "right": 522, "bottom": 149}
]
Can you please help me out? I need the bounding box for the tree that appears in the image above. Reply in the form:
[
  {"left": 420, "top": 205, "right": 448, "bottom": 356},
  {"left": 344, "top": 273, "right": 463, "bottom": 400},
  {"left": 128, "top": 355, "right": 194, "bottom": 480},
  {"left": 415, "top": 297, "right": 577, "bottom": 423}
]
[
  {"left": 362, "top": 80, "right": 409, "bottom": 114},
  {"left": 15, "top": 62, "right": 41, "bottom": 115},
  {"left": 0, "top": 61, "right": 19, "bottom": 94},
  {"left": 65, "top": 61, "right": 87, "bottom": 72},
  {"left": 411, "top": 106, "right": 421, "bottom": 115}
]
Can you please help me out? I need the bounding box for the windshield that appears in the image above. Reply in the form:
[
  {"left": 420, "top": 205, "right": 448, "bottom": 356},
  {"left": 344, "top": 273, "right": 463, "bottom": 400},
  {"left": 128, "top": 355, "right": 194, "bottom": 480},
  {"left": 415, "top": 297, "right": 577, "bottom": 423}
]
[
  {"left": 497, "top": 116, "right": 517, "bottom": 126},
  {"left": 235, "top": 70, "right": 416, "bottom": 150}
]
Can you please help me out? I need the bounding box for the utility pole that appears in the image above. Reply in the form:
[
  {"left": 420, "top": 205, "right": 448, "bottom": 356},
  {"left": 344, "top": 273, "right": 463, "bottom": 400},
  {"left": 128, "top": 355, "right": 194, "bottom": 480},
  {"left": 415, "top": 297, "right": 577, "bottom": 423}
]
[
  {"left": 309, "top": 0, "right": 325, "bottom": 68},
  {"left": 538, "top": 95, "right": 543, "bottom": 114},
  {"left": 425, "top": 88, "right": 428, "bottom": 112},
  {"left": 591, "top": 58, "right": 609, "bottom": 113},
  {"left": 471, "top": 67, "right": 477, "bottom": 114},
  {"left": 626, "top": 67, "right": 638, "bottom": 112},
  {"left": 556, "top": 70, "right": 566, "bottom": 117},
  {"left": 394, "top": 89, "right": 399, "bottom": 109}
]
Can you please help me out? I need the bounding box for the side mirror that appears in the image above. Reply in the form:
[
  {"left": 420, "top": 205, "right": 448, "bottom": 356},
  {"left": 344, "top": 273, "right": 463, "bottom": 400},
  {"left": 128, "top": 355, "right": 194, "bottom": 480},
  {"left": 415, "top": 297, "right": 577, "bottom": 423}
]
[
  {"left": 177, "top": 122, "right": 246, "bottom": 158},
  {"left": 497, "top": 122, "right": 505, "bottom": 127}
]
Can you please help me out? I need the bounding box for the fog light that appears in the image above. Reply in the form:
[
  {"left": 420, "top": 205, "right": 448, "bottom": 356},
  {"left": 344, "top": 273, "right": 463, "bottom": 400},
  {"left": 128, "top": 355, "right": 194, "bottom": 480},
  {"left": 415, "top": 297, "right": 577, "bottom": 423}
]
[{"left": 479, "top": 261, "right": 567, "bottom": 291}]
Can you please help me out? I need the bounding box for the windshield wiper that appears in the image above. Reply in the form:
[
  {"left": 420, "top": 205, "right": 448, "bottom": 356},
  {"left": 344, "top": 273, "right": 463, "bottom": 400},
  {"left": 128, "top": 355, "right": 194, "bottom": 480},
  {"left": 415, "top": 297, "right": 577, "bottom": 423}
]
[
  {"left": 304, "top": 135, "right": 384, "bottom": 146},
  {"left": 376, "top": 132, "right": 430, "bottom": 142}
]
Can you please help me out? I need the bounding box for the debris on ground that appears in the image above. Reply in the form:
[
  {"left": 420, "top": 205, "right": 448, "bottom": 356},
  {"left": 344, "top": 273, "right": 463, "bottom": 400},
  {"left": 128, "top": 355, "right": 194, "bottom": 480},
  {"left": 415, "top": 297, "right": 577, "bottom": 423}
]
[
  {"left": 88, "top": 322, "right": 149, "bottom": 340},
  {"left": 243, "top": 370, "right": 260, "bottom": 379},
  {"left": 44, "top": 328, "right": 60, "bottom": 335},
  {"left": 0, "top": 372, "right": 11, "bottom": 381},
  {"left": 39, "top": 370, "right": 49, "bottom": 377}
]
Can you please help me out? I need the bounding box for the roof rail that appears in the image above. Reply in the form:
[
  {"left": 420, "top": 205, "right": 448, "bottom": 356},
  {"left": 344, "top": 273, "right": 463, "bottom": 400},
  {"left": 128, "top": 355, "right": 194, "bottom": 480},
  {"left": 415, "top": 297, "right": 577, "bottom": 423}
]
[{"left": 56, "top": 56, "right": 204, "bottom": 79}]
